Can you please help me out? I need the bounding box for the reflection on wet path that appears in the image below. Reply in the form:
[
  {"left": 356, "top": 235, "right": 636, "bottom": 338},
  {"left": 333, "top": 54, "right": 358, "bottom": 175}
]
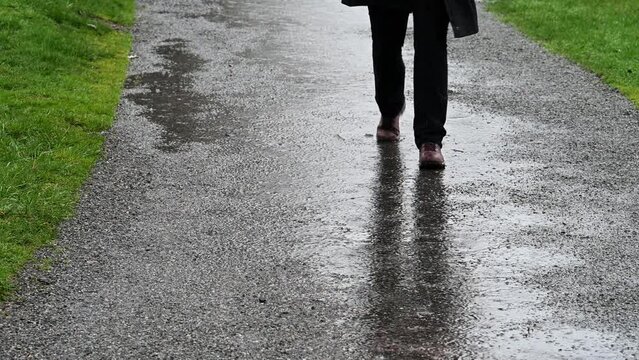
[{"left": 368, "top": 145, "right": 467, "bottom": 357}]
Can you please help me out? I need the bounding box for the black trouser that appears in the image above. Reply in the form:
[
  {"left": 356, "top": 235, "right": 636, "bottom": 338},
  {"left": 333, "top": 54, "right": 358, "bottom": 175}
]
[{"left": 369, "top": 2, "right": 449, "bottom": 148}]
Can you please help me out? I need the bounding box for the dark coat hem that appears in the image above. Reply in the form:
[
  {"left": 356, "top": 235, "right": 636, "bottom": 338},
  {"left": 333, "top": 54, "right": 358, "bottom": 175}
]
[{"left": 341, "top": 0, "right": 478, "bottom": 38}]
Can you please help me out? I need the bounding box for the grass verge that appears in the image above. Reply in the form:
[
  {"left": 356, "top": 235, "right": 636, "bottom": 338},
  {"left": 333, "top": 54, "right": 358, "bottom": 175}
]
[
  {"left": 487, "top": 0, "right": 639, "bottom": 107},
  {"left": 0, "top": 0, "right": 135, "bottom": 299}
]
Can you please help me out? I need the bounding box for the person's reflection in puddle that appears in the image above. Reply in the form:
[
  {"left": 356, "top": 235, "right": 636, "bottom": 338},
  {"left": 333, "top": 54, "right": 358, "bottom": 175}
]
[
  {"left": 367, "top": 144, "right": 467, "bottom": 358},
  {"left": 369, "top": 144, "right": 405, "bottom": 307}
]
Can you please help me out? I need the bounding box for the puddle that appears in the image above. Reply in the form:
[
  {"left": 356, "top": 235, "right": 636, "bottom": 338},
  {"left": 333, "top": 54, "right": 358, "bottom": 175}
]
[
  {"left": 126, "top": 39, "right": 227, "bottom": 152},
  {"left": 196, "top": 0, "right": 292, "bottom": 29}
]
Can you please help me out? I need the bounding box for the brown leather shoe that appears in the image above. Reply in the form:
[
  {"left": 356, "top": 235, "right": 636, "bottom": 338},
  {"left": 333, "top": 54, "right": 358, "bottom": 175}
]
[
  {"left": 419, "top": 143, "right": 445, "bottom": 169},
  {"left": 376, "top": 104, "right": 405, "bottom": 142},
  {"left": 376, "top": 115, "right": 400, "bottom": 142}
]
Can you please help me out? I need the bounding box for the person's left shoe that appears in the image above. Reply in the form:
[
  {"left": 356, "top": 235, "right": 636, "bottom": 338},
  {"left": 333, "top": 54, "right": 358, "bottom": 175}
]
[{"left": 419, "top": 143, "right": 445, "bottom": 169}]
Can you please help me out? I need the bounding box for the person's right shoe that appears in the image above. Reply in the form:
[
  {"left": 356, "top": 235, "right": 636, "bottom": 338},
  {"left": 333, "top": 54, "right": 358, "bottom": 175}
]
[
  {"left": 376, "top": 104, "right": 405, "bottom": 142},
  {"left": 419, "top": 142, "right": 445, "bottom": 169},
  {"left": 376, "top": 115, "right": 400, "bottom": 142}
]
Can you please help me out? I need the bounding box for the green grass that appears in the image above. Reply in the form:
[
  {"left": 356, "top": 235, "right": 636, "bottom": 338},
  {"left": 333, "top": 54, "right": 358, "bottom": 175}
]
[
  {"left": 487, "top": 0, "right": 639, "bottom": 107},
  {"left": 0, "top": 0, "right": 135, "bottom": 299}
]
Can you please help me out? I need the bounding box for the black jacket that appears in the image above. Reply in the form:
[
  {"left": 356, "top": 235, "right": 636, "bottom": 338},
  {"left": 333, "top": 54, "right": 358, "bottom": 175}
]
[{"left": 342, "top": 0, "right": 478, "bottom": 38}]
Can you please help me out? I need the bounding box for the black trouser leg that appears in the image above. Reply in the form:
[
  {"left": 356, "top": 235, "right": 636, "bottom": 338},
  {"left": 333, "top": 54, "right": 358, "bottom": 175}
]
[
  {"left": 368, "top": 6, "right": 409, "bottom": 119},
  {"left": 413, "top": 1, "right": 450, "bottom": 148}
]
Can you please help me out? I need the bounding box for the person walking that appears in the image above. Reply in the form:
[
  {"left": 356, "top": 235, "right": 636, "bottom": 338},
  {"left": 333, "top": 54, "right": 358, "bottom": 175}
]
[{"left": 342, "top": 0, "right": 478, "bottom": 169}]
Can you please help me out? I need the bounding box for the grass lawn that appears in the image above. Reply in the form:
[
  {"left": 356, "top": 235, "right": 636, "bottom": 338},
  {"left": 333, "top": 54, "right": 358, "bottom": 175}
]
[
  {"left": 487, "top": 0, "right": 639, "bottom": 107},
  {"left": 0, "top": 0, "right": 135, "bottom": 299}
]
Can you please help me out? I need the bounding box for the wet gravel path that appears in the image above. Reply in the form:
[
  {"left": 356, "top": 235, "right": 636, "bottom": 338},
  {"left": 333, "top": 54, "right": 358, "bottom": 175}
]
[{"left": 1, "top": 1, "right": 638, "bottom": 358}]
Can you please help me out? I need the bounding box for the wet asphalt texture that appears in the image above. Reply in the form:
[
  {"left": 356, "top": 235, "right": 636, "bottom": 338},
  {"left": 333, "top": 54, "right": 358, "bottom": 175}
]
[{"left": 2, "top": 0, "right": 639, "bottom": 359}]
